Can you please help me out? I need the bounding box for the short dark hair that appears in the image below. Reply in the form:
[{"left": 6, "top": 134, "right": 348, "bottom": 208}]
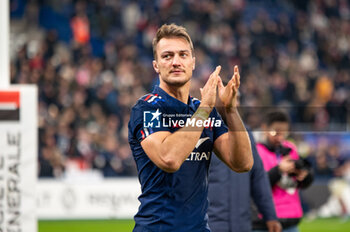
[
  {"left": 264, "top": 110, "right": 290, "bottom": 126},
  {"left": 152, "top": 23, "right": 194, "bottom": 59}
]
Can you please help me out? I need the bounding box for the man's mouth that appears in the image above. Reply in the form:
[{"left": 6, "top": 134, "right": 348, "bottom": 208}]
[{"left": 170, "top": 69, "right": 184, "bottom": 74}]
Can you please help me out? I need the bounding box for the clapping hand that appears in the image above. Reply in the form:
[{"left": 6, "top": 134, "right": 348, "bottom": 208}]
[{"left": 217, "top": 65, "right": 240, "bottom": 110}]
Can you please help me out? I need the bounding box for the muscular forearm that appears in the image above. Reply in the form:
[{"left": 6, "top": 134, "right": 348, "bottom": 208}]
[
  {"left": 158, "top": 106, "right": 212, "bottom": 172},
  {"left": 223, "top": 108, "right": 253, "bottom": 172}
]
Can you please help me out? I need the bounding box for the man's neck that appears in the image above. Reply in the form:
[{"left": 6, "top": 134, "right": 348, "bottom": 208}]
[{"left": 159, "top": 82, "right": 190, "bottom": 104}]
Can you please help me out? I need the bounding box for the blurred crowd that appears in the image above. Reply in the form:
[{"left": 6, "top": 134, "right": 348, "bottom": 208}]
[{"left": 9, "top": 0, "right": 350, "bottom": 181}]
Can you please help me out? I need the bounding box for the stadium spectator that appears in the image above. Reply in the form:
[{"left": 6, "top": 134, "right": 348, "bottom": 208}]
[{"left": 71, "top": 1, "right": 90, "bottom": 45}]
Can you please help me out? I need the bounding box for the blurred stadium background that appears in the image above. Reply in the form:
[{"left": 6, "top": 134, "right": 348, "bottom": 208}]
[{"left": 5, "top": 0, "right": 350, "bottom": 231}]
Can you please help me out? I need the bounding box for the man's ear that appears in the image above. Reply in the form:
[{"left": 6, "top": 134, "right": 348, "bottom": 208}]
[
  {"left": 153, "top": 60, "right": 159, "bottom": 73},
  {"left": 192, "top": 57, "right": 196, "bottom": 70}
]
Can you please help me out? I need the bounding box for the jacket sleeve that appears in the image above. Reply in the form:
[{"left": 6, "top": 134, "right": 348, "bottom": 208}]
[
  {"left": 249, "top": 131, "right": 278, "bottom": 221},
  {"left": 207, "top": 154, "right": 231, "bottom": 231}
]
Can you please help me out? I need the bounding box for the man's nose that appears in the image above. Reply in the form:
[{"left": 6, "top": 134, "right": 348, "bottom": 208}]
[{"left": 172, "top": 54, "right": 181, "bottom": 66}]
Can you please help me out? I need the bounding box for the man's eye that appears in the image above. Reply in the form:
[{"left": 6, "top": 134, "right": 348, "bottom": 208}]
[
  {"left": 163, "top": 54, "right": 171, "bottom": 59},
  {"left": 180, "top": 53, "right": 188, "bottom": 57}
]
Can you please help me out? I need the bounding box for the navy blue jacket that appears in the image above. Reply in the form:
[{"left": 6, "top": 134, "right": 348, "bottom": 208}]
[{"left": 208, "top": 131, "right": 277, "bottom": 232}]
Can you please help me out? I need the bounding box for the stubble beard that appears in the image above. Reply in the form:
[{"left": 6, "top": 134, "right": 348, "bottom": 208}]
[{"left": 161, "top": 74, "right": 191, "bottom": 87}]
